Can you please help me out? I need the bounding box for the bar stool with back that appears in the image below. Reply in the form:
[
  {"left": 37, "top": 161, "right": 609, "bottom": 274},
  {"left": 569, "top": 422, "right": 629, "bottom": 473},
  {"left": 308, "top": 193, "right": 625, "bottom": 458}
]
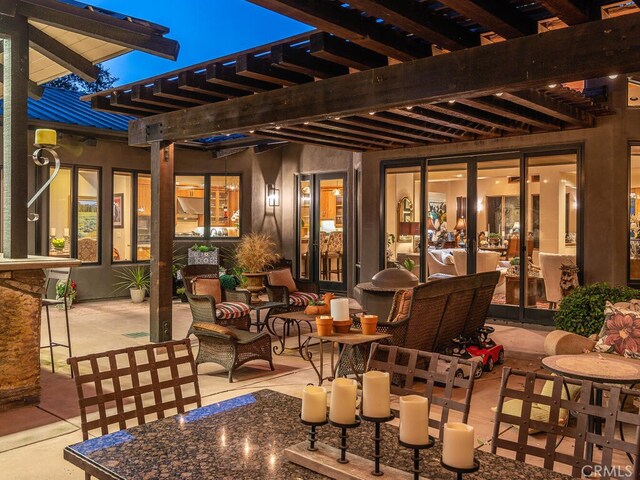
[{"left": 41, "top": 267, "right": 73, "bottom": 376}]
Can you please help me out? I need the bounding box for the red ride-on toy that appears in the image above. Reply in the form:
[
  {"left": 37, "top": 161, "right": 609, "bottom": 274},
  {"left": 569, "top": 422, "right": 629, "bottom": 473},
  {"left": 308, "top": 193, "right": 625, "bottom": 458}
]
[{"left": 448, "top": 326, "right": 504, "bottom": 378}]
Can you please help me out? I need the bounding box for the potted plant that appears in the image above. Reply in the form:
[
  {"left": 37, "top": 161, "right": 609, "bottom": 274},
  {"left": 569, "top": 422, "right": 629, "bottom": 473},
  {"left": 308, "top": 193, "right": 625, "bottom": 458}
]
[
  {"left": 488, "top": 233, "right": 502, "bottom": 246},
  {"left": 188, "top": 243, "right": 219, "bottom": 265},
  {"left": 176, "top": 286, "right": 188, "bottom": 303},
  {"left": 235, "top": 233, "right": 280, "bottom": 300},
  {"left": 114, "top": 266, "right": 150, "bottom": 303},
  {"left": 56, "top": 280, "right": 77, "bottom": 308}
]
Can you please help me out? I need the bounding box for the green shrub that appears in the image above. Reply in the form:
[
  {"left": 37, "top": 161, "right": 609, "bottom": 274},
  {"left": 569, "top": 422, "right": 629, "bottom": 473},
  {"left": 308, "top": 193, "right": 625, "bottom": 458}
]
[
  {"left": 220, "top": 274, "right": 238, "bottom": 290},
  {"left": 555, "top": 283, "right": 640, "bottom": 336}
]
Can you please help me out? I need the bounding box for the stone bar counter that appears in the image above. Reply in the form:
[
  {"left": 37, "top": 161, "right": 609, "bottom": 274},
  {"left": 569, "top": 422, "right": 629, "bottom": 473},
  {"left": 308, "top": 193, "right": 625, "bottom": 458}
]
[{"left": 0, "top": 255, "right": 81, "bottom": 410}]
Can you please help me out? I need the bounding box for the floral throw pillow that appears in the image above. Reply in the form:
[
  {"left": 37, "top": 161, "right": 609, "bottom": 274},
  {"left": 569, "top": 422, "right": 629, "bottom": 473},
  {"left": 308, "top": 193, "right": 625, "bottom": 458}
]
[{"left": 594, "top": 301, "right": 640, "bottom": 358}]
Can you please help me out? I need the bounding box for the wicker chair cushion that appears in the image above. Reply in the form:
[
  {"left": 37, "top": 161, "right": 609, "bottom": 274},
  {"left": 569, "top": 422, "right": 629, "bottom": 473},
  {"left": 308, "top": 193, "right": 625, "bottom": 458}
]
[
  {"left": 390, "top": 289, "right": 412, "bottom": 322},
  {"left": 268, "top": 268, "right": 298, "bottom": 293},
  {"left": 289, "top": 291, "right": 320, "bottom": 306},
  {"left": 215, "top": 302, "right": 251, "bottom": 320},
  {"left": 192, "top": 278, "right": 222, "bottom": 304},
  {"left": 192, "top": 322, "right": 239, "bottom": 339}
]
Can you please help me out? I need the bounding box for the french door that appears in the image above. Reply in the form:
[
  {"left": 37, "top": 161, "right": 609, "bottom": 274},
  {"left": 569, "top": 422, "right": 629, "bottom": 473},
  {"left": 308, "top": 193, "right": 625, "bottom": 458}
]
[
  {"left": 296, "top": 173, "right": 347, "bottom": 292},
  {"left": 424, "top": 150, "right": 580, "bottom": 324}
]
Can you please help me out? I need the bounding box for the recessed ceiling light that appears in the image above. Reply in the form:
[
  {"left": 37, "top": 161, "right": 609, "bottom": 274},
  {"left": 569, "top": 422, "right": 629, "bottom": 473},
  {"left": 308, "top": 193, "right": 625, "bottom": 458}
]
[
  {"left": 609, "top": 74, "right": 619, "bottom": 79},
  {"left": 249, "top": 130, "right": 255, "bottom": 133},
  {"left": 495, "top": 92, "right": 504, "bottom": 97},
  {"left": 406, "top": 106, "right": 413, "bottom": 110},
  {"left": 548, "top": 84, "right": 558, "bottom": 89},
  {"left": 335, "top": 117, "right": 341, "bottom": 120},
  {"left": 304, "top": 121, "right": 310, "bottom": 125},
  {"left": 631, "top": 97, "right": 639, "bottom": 102},
  {"left": 448, "top": 100, "right": 456, "bottom": 104},
  {"left": 275, "top": 126, "right": 281, "bottom": 130},
  {"left": 369, "top": 111, "right": 376, "bottom": 115}
]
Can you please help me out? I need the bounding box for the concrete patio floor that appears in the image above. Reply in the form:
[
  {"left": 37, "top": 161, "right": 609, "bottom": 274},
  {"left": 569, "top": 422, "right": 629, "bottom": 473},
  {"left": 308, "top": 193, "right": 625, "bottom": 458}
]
[{"left": 0, "top": 299, "right": 626, "bottom": 479}]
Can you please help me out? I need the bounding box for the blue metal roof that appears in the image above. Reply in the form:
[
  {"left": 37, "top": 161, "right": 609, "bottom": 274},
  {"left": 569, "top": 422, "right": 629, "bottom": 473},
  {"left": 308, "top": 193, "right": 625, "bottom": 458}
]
[{"left": 0, "top": 86, "right": 133, "bottom": 132}]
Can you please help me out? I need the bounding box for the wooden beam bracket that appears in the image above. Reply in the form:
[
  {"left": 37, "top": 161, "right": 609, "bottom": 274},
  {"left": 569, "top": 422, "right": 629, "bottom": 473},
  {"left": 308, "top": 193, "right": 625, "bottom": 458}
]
[{"left": 146, "top": 123, "right": 164, "bottom": 142}]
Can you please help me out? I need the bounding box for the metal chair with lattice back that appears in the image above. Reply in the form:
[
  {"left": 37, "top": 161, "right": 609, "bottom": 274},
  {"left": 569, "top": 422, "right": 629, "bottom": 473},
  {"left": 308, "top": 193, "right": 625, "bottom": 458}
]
[
  {"left": 41, "top": 267, "right": 73, "bottom": 375},
  {"left": 67, "top": 340, "right": 202, "bottom": 480},
  {"left": 365, "top": 343, "right": 479, "bottom": 440},
  {"left": 492, "top": 367, "right": 640, "bottom": 479}
]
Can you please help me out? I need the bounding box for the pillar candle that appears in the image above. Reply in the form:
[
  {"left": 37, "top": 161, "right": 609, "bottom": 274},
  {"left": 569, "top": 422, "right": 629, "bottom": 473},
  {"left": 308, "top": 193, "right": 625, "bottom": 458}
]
[
  {"left": 442, "top": 422, "right": 475, "bottom": 469},
  {"left": 329, "top": 378, "right": 357, "bottom": 425},
  {"left": 35, "top": 128, "right": 57, "bottom": 147},
  {"left": 399, "top": 395, "right": 429, "bottom": 445},
  {"left": 330, "top": 298, "right": 349, "bottom": 322},
  {"left": 362, "top": 371, "right": 390, "bottom": 418},
  {"left": 50, "top": 227, "right": 56, "bottom": 236},
  {"left": 63, "top": 228, "right": 69, "bottom": 237},
  {"left": 301, "top": 385, "right": 327, "bottom": 423}
]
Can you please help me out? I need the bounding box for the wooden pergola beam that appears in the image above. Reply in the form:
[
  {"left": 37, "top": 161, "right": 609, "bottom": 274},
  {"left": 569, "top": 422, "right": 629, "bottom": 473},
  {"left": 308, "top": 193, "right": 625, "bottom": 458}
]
[
  {"left": 421, "top": 103, "right": 526, "bottom": 133},
  {"left": 309, "top": 32, "right": 388, "bottom": 71},
  {"left": 372, "top": 111, "right": 467, "bottom": 139},
  {"left": 334, "top": 116, "right": 449, "bottom": 144},
  {"left": 256, "top": 128, "right": 368, "bottom": 151},
  {"left": 285, "top": 123, "right": 400, "bottom": 148},
  {"left": 458, "top": 97, "right": 562, "bottom": 131},
  {"left": 271, "top": 43, "right": 348, "bottom": 79},
  {"left": 0, "top": 63, "right": 42, "bottom": 99},
  {"left": 538, "top": 0, "right": 591, "bottom": 25},
  {"left": 437, "top": 0, "right": 537, "bottom": 38},
  {"left": 14, "top": 0, "right": 179, "bottom": 59},
  {"left": 247, "top": 0, "right": 431, "bottom": 60},
  {"left": 315, "top": 119, "right": 420, "bottom": 145},
  {"left": 235, "top": 53, "right": 313, "bottom": 86},
  {"left": 500, "top": 90, "right": 595, "bottom": 126},
  {"left": 390, "top": 106, "right": 496, "bottom": 136},
  {"left": 131, "top": 85, "right": 194, "bottom": 109},
  {"left": 129, "top": 14, "right": 640, "bottom": 146},
  {"left": 206, "top": 62, "right": 280, "bottom": 93},
  {"left": 345, "top": 0, "right": 479, "bottom": 51},
  {"left": 177, "top": 71, "right": 248, "bottom": 100},
  {"left": 153, "top": 78, "right": 213, "bottom": 105},
  {"left": 28, "top": 24, "right": 98, "bottom": 82}
]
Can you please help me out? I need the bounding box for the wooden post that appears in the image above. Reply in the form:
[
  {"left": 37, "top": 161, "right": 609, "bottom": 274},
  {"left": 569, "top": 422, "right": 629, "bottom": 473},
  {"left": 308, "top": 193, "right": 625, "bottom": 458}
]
[
  {"left": 2, "top": 15, "right": 29, "bottom": 259},
  {"left": 150, "top": 141, "right": 174, "bottom": 342}
]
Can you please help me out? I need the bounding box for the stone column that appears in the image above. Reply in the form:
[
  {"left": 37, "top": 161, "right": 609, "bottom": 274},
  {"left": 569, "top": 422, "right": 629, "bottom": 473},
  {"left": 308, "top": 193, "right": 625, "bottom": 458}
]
[{"left": 0, "top": 269, "right": 45, "bottom": 410}]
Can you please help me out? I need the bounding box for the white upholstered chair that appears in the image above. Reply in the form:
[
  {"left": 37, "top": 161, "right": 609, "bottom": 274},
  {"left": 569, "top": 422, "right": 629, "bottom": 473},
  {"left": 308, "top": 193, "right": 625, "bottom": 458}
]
[{"left": 539, "top": 253, "right": 576, "bottom": 308}]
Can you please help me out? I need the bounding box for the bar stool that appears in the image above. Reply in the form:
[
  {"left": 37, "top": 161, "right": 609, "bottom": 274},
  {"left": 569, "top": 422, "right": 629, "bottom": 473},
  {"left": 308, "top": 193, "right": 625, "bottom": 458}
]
[{"left": 41, "top": 267, "right": 73, "bottom": 376}]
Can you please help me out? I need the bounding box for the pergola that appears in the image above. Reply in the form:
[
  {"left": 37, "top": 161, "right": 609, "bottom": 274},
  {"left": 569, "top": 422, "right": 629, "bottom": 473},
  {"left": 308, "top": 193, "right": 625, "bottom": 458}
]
[
  {"left": 85, "top": 0, "right": 640, "bottom": 342},
  {"left": 0, "top": 0, "right": 179, "bottom": 259}
]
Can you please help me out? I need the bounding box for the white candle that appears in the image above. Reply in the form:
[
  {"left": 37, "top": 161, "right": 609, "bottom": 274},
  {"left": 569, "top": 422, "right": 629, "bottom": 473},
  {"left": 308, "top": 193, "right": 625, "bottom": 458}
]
[
  {"left": 399, "top": 395, "right": 429, "bottom": 445},
  {"left": 363, "top": 371, "right": 390, "bottom": 419},
  {"left": 329, "top": 378, "right": 357, "bottom": 425},
  {"left": 301, "top": 385, "right": 327, "bottom": 423},
  {"left": 64, "top": 228, "right": 69, "bottom": 237},
  {"left": 330, "top": 298, "right": 350, "bottom": 322},
  {"left": 442, "top": 422, "right": 475, "bottom": 469},
  {"left": 50, "top": 227, "right": 56, "bottom": 236}
]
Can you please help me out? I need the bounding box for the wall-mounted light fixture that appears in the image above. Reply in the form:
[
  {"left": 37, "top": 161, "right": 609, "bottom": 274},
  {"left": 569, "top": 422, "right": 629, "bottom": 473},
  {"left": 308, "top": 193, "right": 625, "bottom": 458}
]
[{"left": 266, "top": 184, "right": 280, "bottom": 207}]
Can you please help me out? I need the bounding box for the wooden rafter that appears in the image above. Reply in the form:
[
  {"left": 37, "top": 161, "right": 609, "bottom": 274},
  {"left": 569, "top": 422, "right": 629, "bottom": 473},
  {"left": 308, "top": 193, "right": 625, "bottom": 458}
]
[
  {"left": 309, "top": 32, "right": 388, "bottom": 70},
  {"left": 389, "top": 106, "right": 497, "bottom": 137},
  {"left": 131, "top": 85, "right": 195, "bottom": 110},
  {"left": 437, "top": 0, "right": 537, "bottom": 38},
  {"left": 312, "top": 119, "right": 419, "bottom": 145},
  {"left": 405, "top": 103, "right": 526, "bottom": 134},
  {"left": 256, "top": 128, "right": 369, "bottom": 151},
  {"left": 153, "top": 78, "right": 214, "bottom": 105},
  {"left": 345, "top": 0, "right": 479, "bottom": 51},
  {"left": 13, "top": 0, "right": 179, "bottom": 59},
  {"left": 111, "top": 90, "right": 170, "bottom": 115},
  {"left": 499, "top": 90, "right": 594, "bottom": 126},
  {"left": 27, "top": 24, "right": 98, "bottom": 81},
  {"left": 333, "top": 116, "right": 449, "bottom": 144},
  {"left": 247, "top": 0, "right": 431, "bottom": 60},
  {"left": 178, "top": 71, "right": 248, "bottom": 99},
  {"left": 285, "top": 123, "right": 401, "bottom": 148},
  {"left": 271, "top": 43, "right": 348, "bottom": 79},
  {"left": 458, "top": 97, "right": 562, "bottom": 130},
  {"left": 206, "top": 62, "right": 280, "bottom": 93},
  {"left": 538, "top": 0, "right": 592, "bottom": 24},
  {"left": 371, "top": 111, "right": 468, "bottom": 140},
  {"left": 236, "top": 53, "right": 314, "bottom": 86}
]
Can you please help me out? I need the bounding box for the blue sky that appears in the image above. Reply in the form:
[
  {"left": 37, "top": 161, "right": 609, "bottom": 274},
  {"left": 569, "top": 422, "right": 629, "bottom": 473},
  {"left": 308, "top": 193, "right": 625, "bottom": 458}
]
[{"left": 91, "top": 0, "right": 312, "bottom": 85}]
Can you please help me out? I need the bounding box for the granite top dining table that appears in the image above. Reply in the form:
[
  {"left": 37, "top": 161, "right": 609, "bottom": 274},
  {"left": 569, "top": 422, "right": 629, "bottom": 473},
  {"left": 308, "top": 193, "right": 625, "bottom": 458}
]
[{"left": 64, "top": 389, "right": 574, "bottom": 480}]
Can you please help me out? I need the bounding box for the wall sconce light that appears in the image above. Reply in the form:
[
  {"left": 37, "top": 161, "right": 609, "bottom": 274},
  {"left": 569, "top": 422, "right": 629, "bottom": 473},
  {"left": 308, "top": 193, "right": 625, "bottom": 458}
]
[{"left": 266, "top": 184, "right": 280, "bottom": 207}]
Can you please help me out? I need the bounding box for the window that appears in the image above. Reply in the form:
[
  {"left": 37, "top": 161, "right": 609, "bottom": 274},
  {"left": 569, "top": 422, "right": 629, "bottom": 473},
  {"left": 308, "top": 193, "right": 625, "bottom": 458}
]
[
  {"left": 175, "top": 174, "right": 241, "bottom": 238},
  {"left": 49, "top": 166, "right": 100, "bottom": 263},
  {"left": 210, "top": 175, "right": 240, "bottom": 238},
  {"left": 113, "top": 171, "right": 151, "bottom": 262}
]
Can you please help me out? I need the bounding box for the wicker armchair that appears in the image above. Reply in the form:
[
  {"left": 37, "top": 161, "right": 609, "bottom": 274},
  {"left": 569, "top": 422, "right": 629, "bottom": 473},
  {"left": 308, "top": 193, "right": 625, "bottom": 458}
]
[
  {"left": 264, "top": 269, "right": 320, "bottom": 316},
  {"left": 181, "top": 265, "right": 252, "bottom": 332},
  {"left": 191, "top": 322, "right": 273, "bottom": 382}
]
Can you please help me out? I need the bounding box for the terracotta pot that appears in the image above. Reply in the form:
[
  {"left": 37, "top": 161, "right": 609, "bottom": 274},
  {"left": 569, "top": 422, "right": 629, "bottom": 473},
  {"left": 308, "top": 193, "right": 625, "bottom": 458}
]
[
  {"left": 304, "top": 304, "right": 331, "bottom": 315},
  {"left": 316, "top": 316, "right": 333, "bottom": 336},
  {"left": 333, "top": 319, "right": 352, "bottom": 334},
  {"left": 360, "top": 315, "right": 379, "bottom": 335}
]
